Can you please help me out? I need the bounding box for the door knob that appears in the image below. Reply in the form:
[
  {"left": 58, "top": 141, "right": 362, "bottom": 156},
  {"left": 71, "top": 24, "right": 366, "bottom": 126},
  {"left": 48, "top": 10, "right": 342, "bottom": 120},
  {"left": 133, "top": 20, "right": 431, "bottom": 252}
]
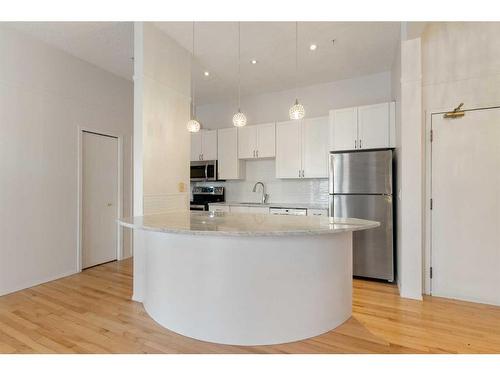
[{"left": 107, "top": 203, "right": 113, "bottom": 207}]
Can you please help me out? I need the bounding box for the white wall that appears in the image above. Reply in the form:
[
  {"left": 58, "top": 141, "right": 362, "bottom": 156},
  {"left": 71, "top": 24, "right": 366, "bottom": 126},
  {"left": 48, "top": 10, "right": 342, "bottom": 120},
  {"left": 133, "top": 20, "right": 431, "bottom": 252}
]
[
  {"left": 197, "top": 72, "right": 392, "bottom": 129},
  {"left": 390, "top": 33, "right": 403, "bottom": 294},
  {"left": 196, "top": 159, "right": 329, "bottom": 205},
  {"left": 0, "top": 26, "right": 133, "bottom": 296},
  {"left": 194, "top": 71, "right": 392, "bottom": 205},
  {"left": 421, "top": 22, "right": 500, "bottom": 293},
  {"left": 132, "top": 22, "right": 191, "bottom": 301},
  {"left": 399, "top": 37, "right": 423, "bottom": 300},
  {"left": 139, "top": 23, "right": 191, "bottom": 215}
]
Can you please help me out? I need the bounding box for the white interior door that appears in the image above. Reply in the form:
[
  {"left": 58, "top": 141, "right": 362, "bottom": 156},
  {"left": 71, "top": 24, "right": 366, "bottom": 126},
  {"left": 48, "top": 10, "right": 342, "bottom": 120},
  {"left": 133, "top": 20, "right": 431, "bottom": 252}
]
[
  {"left": 431, "top": 107, "right": 500, "bottom": 305},
  {"left": 82, "top": 132, "right": 119, "bottom": 269}
]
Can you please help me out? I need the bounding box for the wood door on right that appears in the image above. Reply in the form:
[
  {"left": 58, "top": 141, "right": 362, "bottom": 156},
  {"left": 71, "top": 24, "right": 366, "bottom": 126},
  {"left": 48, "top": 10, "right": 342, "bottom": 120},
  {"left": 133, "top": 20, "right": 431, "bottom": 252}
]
[{"left": 431, "top": 106, "right": 500, "bottom": 306}]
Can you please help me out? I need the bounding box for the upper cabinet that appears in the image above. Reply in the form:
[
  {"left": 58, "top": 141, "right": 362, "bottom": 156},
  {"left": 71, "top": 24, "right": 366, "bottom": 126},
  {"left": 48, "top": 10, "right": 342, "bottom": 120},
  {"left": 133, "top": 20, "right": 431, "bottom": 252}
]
[
  {"left": 302, "top": 117, "right": 330, "bottom": 178},
  {"left": 237, "top": 122, "right": 276, "bottom": 159},
  {"left": 190, "top": 130, "right": 217, "bottom": 161},
  {"left": 329, "top": 102, "right": 395, "bottom": 152},
  {"left": 217, "top": 128, "right": 245, "bottom": 180},
  {"left": 275, "top": 116, "right": 329, "bottom": 179}
]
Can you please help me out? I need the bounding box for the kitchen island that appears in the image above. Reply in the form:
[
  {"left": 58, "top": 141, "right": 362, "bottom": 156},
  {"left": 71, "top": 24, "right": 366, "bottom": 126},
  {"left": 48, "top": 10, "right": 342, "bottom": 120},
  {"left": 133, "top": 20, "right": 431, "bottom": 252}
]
[{"left": 119, "top": 211, "right": 378, "bottom": 346}]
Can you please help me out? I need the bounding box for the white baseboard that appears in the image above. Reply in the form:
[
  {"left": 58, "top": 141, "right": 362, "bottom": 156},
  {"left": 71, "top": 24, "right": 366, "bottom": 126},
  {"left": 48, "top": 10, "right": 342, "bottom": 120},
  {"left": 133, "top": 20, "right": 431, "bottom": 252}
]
[{"left": 0, "top": 269, "right": 77, "bottom": 297}]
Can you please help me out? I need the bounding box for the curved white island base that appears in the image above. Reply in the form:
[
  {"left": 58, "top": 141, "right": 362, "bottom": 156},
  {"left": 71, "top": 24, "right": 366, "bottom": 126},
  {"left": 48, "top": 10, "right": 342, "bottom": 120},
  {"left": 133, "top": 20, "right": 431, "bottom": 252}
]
[{"left": 120, "top": 212, "right": 378, "bottom": 346}]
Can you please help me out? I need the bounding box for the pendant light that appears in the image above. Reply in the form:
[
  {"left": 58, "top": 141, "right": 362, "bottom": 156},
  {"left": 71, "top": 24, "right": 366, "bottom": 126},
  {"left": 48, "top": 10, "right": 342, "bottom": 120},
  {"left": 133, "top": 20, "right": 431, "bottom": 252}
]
[
  {"left": 289, "top": 22, "right": 305, "bottom": 120},
  {"left": 187, "top": 21, "right": 201, "bottom": 133},
  {"left": 233, "top": 22, "right": 247, "bottom": 127}
]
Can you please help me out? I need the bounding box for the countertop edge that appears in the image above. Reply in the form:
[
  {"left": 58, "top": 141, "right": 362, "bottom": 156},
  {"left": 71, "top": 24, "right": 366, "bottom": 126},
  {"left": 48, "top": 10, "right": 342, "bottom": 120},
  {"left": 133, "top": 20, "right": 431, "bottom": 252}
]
[{"left": 118, "top": 219, "right": 379, "bottom": 237}]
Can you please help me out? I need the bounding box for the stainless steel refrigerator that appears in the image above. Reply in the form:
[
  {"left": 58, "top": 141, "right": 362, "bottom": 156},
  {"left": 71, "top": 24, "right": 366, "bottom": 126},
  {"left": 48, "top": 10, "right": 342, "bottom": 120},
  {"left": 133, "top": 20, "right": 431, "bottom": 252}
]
[{"left": 329, "top": 149, "right": 394, "bottom": 282}]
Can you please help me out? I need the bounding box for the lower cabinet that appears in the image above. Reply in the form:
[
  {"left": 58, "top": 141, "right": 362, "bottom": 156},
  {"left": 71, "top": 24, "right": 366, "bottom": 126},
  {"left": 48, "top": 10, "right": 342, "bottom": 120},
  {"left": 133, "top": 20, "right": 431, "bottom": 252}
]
[
  {"left": 208, "top": 204, "right": 327, "bottom": 216},
  {"left": 229, "top": 205, "right": 270, "bottom": 214},
  {"left": 208, "top": 204, "right": 230, "bottom": 213},
  {"left": 307, "top": 209, "right": 328, "bottom": 217}
]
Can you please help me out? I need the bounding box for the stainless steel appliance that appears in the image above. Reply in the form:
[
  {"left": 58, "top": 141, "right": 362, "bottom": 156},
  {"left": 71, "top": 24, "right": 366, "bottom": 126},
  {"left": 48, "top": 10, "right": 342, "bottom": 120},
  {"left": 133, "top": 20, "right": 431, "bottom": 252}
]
[
  {"left": 328, "top": 149, "right": 394, "bottom": 281},
  {"left": 190, "top": 186, "right": 225, "bottom": 211},
  {"left": 190, "top": 160, "right": 217, "bottom": 181}
]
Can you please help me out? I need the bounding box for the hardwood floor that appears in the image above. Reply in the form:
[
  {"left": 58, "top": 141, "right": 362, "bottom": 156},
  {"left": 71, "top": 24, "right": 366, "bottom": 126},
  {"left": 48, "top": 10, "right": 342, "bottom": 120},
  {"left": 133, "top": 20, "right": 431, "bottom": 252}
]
[{"left": 1, "top": 258, "right": 499, "bottom": 353}]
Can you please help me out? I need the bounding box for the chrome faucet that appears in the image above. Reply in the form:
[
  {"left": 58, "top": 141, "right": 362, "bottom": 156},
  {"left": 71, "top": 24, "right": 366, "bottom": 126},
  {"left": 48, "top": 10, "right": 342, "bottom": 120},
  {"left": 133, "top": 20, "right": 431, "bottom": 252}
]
[{"left": 252, "top": 181, "right": 269, "bottom": 204}]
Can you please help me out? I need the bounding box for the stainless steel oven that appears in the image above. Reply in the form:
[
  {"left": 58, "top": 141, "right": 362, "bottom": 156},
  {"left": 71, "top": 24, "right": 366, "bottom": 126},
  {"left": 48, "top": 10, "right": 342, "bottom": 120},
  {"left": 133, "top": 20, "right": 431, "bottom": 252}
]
[
  {"left": 190, "top": 160, "right": 217, "bottom": 181},
  {"left": 190, "top": 186, "right": 225, "bottom": 211}
]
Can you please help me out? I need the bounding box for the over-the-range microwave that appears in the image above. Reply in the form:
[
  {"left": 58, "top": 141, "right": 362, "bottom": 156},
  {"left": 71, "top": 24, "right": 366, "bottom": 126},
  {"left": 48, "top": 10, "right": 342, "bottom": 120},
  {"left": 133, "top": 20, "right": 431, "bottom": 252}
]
[{"left": 190, "top": 160, "right": 218, "bottom": 181}]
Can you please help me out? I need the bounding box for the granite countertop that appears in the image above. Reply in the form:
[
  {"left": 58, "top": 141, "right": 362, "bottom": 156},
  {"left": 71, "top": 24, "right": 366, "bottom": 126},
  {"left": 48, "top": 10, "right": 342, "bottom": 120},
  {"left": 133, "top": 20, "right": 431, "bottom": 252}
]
[
  {"left": 119, "top": 211, "right": 379, "bottom": 237},
  {"left": 209, "top": 201, "right": 329, "bottom": 210}
]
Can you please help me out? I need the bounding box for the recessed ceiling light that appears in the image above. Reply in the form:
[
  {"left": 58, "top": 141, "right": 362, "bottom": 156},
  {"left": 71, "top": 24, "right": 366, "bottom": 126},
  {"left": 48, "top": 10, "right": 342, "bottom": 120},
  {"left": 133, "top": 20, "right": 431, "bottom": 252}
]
[
  {"left": 204, "top": 71, "right": 210, "bottom": 77},
  {"left": 309, "top": 44, "right": 317, "bottom": 51},
  {"left": 251, "top": 59, "right": 258, "bottom": 64}
]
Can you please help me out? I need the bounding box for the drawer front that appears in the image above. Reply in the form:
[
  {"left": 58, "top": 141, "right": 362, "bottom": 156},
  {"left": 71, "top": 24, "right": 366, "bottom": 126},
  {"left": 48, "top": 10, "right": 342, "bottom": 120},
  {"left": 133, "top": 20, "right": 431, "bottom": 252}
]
[
  {"left": 307, "top": 208, "right": 328, "bottom": 217},
  {"left": 209, "top": 205, "right": 230, "bottom": 213}
]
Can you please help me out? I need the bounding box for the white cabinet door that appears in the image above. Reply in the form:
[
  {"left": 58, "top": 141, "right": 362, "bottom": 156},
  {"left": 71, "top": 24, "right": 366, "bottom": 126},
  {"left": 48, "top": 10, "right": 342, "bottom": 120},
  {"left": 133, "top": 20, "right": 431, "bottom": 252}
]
[
  {"left": 237, "top": 126, "right": 257, "bottom": 159},
  {"left": 302, "top": 116, "right": 329, "bottom": 178},
  {"left": 217, "top": 128, "right": 245, "bottom": 180},
  {"left": 202, "top": 129, "right": 217, "bottom": 160},
  {"left": 330, "top": 107, "right": 358, "bottom": 151},
  {"left": 230, "top": 205, "right": 269, "bottom": 214},
  {"left": 358, "top": 103, "right": 389, "bottom": 150},
  {"left": 307, "top": 209, "right": 328, "bottom": 217},
  {"left": 256, "top": 122, "right": 276, "bottom": 158},
  {"left": 275, "top": 120, "right": 302, "bottom": 178},
  {"left": 190, "top": 132, "right": 202, "bottom": 161},
  {"left": 246, "top": 206, "right": 270, "bottom": 214},
  {"left": 209, "top": 204, "right": 230, "bottom": 213}
]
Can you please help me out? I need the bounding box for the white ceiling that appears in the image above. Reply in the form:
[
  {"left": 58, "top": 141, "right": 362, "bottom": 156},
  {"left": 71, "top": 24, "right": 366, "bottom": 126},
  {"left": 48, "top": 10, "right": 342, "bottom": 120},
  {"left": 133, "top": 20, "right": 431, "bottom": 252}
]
[
  {"left": 3, "top": 22, "right": 401, "bottom": 105},
  {"left": 4, "top": 22, "right": 134, "bottom": 80},
  {"left": 157, "top": 22, "right": 401, "bottom": 105}
]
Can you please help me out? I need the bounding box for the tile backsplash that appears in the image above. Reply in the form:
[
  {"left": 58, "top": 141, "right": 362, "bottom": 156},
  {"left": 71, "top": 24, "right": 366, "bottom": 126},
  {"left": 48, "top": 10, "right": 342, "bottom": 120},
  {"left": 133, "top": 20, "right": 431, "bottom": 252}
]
[{"left": 192, "top": 159, "right": 329, "bottom": 205}]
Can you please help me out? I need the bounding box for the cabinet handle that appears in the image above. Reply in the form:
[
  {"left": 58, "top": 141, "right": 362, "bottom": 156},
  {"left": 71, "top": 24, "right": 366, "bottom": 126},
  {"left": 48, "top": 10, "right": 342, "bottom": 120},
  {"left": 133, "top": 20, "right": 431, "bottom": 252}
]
[
  {"left": 354, "top": 140, "right": 357, "bottom": 149},
  {"left": 256, "top": 150, "right": 259, "bottom": 158},
  {"left": 253, "top": 150, "right": 255, "bottom": 158},
  {"left": 359, "top": 139, "right": 362, "bottom": 149},
  {"left": 299, "top": 170, "right": 301, "bottom": 178}
]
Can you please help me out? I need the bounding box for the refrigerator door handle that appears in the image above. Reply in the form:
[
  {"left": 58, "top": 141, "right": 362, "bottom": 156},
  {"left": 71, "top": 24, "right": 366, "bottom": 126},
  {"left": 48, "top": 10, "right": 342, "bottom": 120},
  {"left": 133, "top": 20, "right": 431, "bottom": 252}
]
[{"left": 328, "top": 153, "right": 335, "bottom": 194}]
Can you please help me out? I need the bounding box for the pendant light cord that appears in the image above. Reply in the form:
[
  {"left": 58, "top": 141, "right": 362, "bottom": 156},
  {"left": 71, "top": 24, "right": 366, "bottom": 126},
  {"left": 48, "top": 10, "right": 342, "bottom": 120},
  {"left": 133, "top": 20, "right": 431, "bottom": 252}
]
[
  {"left": 238, "top": 22, "right": 241, "bottom": 112},
  {"left": 295, "top": 21, "right": 298, "bottom": 101},
  {"left": 191, "top": 21, "right": 196, "bottom": 118}
]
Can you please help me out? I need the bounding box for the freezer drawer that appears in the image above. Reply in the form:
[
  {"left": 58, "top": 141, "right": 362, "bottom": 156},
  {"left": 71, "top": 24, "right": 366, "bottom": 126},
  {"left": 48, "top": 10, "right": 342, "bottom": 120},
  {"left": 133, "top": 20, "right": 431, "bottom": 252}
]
[
  {"left": 330, "top": 194, "right": 394, "bottom": 281},
  {"left": 329, "top": 149, "right": 392, "bottom": 195}
]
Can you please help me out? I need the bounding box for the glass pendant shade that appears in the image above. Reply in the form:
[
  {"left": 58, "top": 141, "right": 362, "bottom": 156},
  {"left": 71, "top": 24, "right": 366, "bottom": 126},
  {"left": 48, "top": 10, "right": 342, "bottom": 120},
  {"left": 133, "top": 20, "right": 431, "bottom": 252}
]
[
  {"left": 289, "top": 99, "right": 305, "bottom": 120},
  {"left": 186, "top": 118, "right": 201, "bottom": 132},
  {"left": 232, "top": 111, "right": 247, "bottom": 127}
]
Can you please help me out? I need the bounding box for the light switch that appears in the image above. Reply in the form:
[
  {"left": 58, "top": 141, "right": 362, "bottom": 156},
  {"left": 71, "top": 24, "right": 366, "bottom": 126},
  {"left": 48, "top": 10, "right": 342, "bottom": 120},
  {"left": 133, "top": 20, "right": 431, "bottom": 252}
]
[{"left": 178, "top": 182, "right": 186, "bottom": 192}]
